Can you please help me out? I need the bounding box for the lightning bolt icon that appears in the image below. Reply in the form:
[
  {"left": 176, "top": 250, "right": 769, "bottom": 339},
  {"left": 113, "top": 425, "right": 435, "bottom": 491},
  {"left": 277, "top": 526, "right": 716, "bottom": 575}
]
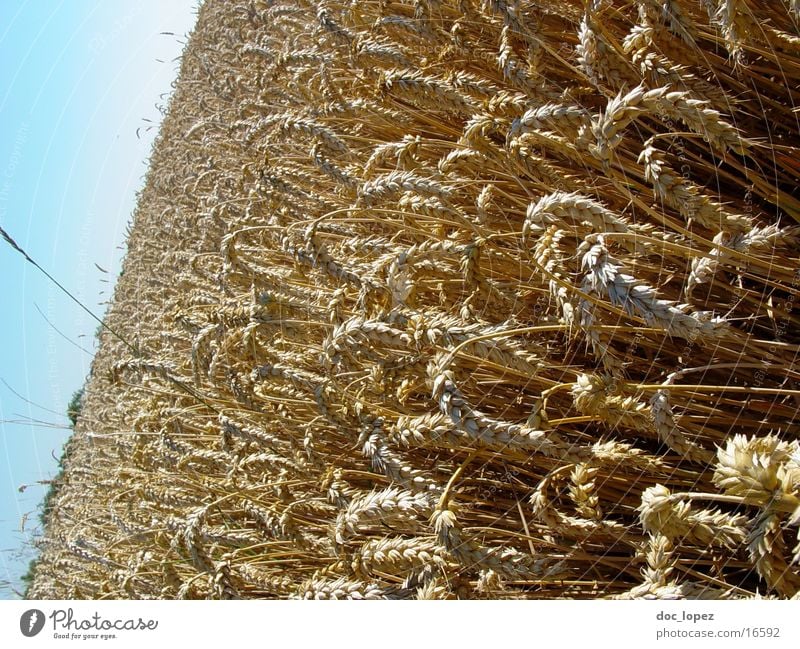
[{"left": 28, "top": 611, "right": 38, "bottom": 632}]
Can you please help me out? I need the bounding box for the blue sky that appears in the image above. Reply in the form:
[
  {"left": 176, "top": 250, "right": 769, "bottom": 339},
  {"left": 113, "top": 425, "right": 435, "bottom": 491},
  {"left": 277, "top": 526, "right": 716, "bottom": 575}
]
[{"left": 0, "top": 0, "right": 199, "bottom": 597}]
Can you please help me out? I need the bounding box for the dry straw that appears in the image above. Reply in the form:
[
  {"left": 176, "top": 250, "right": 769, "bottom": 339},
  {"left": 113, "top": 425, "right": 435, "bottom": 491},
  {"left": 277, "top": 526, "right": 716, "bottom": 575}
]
[{"left": 28, "top": 0, "right": 800, "bottom": 599}]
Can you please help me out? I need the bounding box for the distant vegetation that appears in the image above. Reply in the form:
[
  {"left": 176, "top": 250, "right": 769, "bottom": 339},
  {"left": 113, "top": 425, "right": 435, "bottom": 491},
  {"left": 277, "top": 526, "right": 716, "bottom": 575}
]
[
  {"left": 19, "top": 387, "right": 81, "bottom": 597},
  {"left": 66, "top": 387, "right": 85, "bottom": 428}
]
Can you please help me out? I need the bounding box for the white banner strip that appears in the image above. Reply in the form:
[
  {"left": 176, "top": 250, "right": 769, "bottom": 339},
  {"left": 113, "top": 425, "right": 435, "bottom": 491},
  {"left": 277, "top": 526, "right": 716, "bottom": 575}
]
[{"left": 1, "top": 600, "right": 797, "bottom": 648}]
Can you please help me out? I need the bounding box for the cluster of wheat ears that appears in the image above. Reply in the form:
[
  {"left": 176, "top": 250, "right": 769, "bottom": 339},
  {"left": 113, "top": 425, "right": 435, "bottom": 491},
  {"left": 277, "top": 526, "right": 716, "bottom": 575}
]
[{"left": 29, "top": 0, "right": 800, "bottom": 599}]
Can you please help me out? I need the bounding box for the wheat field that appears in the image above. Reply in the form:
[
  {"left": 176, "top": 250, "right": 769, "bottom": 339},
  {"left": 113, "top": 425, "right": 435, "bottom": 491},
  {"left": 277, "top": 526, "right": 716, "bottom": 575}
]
[{"left": 28, "top": 0, "right": 800, "bottom": 599}]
